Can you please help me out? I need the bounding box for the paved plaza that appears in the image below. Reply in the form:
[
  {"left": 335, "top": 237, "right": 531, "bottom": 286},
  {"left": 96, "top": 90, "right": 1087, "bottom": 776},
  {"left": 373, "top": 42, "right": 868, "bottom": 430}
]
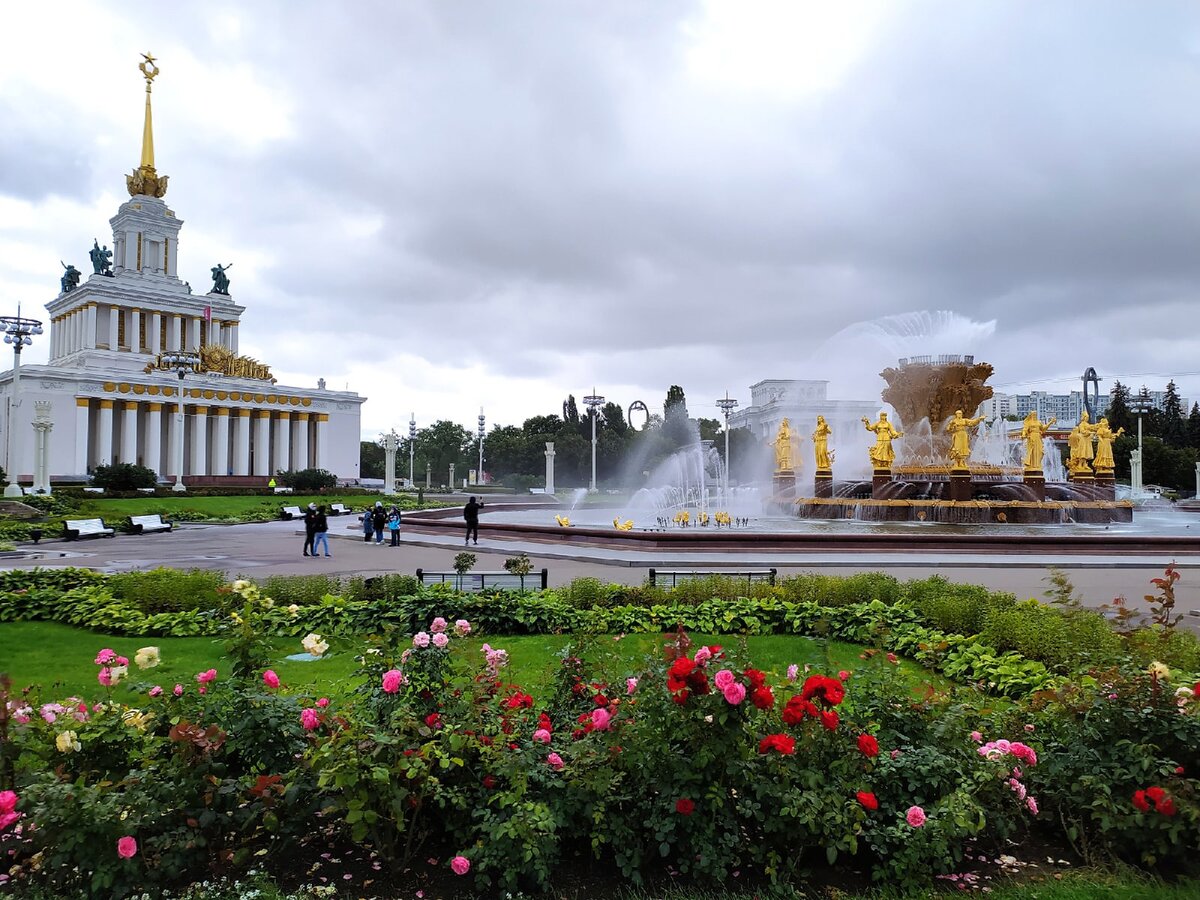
[{"left": 8, "top": 510, "right": 1200, "bottom": 621}]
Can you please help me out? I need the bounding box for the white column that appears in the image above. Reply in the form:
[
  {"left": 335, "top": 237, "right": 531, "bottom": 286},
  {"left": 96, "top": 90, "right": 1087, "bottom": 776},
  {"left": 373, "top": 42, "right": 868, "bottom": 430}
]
[
  {"left": 227, "top": 321, "right": 239, "bottom": 354},
  {"left": 210, "top": 319, "right": 221, "bottom": 349},
  {"left": 71, "top": 310, "right": 80, "bottom": 353},
  {"left": 273, "top": 411, "right": 291, "bottom": 474},
  {"left": 130, "top": 309, "right": 141, "bottom": 354},
  {"left": 145, "top": 402, "right": 162, "bottom": 477},
  {"left": 190, "top": 406, "right": 209, "bottom": 475},
  {"left": 167, "top": 402, "right": 183, "bottom": 479},
  {"left": 97, "top": 400, "right": 114, "bottom": 466},
  {"left": 234, "top": 409, "right": 251, "bottom": 475},
  {"left": 150, "top": 312, "right": 161, "bottom": 355},
  {"left": 213, "top": 408, "right": 230, "bottom": 477},
  {"left": 121, "top": 401, "right": 138, "bottom": 463},
  {"left": 32, "top": 402, "right": 53, "bottom": 494},
  {"left": 74, "top": 398, "right": 89, "bottom": 475},
  {"left": 107, "top": 305, "right": 119, "bottom": 350},
  {"left": 173, "top": 315, "right": 183, "bottom": 351},
  {"left": 315, "top": 414, "right": 329, "bottom": 469},
  {"left": 545, "top": 441, "right": 556, "bottom": 494},
  {"left": 294, "top": 413, "right": 310, "bottom": 470},
  {"left": 189, "top": 317, "right": 201, "bottom": 351},
  {"left": 84, "top": 304, "right": 97, "bottom": 349},
  {"left": 253, "top": 411, "right": 271, "bottom": 476}
]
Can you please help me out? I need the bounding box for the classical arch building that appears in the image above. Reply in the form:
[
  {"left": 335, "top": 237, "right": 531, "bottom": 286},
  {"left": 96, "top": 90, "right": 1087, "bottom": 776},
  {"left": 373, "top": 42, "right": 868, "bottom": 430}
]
[{"left": 0, "top": 57, "right": 363, "bottom": 490}]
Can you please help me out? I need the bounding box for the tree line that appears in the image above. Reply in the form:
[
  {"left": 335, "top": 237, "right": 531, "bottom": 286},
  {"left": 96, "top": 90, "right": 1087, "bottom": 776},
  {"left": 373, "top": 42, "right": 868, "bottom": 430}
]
[{"left": 1101, "top": 380, "right": 1199, "bottom": 492}]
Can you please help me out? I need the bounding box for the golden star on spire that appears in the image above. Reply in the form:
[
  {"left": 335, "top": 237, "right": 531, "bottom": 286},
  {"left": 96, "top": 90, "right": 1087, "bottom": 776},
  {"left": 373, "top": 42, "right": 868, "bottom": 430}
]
[{"left": 127, "top": 52, "right": 169, "bottom": 198}]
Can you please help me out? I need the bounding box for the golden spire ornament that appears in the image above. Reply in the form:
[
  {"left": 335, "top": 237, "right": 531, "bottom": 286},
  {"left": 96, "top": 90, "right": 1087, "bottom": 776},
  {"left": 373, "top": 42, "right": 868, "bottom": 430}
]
[{"left": 126, "top": 52, "right": 169, "bottom": 198}]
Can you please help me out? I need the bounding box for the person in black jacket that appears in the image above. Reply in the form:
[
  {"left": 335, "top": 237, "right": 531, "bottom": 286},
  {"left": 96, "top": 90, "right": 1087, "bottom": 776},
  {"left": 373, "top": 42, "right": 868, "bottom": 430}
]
[
  {"left": 371, "top": 501, "right": 387, "bottom": 545},
  {"left": 463, "top": 496, "right": 483, "bottom": 545},
  {"left": 311, "top": 506, "right": 331, "bottom": 557},
  {"left": 302, "top": 503, "right": 318, "bottom": 557}
]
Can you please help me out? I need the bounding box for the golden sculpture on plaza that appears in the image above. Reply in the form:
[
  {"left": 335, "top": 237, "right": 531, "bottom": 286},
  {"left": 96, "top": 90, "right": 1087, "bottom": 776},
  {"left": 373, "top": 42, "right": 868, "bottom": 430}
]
[
  {"left": 812, "top": 415, "right": 832, "bottom": 470},
  {"left": 773, "top": 418, "right": 801, "bottom": 472},
  {"left": 862, "top": 412, "right": 903, "bottom": 469},
  {"left": 144, "top": 344, "right": 277, "bottom": 383},
  {"left": 944, "top": 408, "right": 986, "bottom": 469},
  {"left": 1066, "top": 411, "right": 1099, "bottom": 474},
  {"left": 1020, "top": 410, "right": 1057, "bottom": 471},
  {"left": 1092, "top": 417, "right": 1125, "bottom": 471}
]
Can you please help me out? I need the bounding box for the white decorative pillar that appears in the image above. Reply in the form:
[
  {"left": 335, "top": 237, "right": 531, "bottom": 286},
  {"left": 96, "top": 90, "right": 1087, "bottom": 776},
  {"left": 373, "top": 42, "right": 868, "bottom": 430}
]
[
  {"left": 150, "top": 312, "right": 162, "bottom": 355},
  {"left": 212, "top": 407, "right": 230, "bottom": 477},
  {"left": 84, "top": 303, "right": 97, "bottom": 349},
  {"left": 74, "top": 398, "right": 90, "bottom": 475},
  {"left": 294, "top": 413, "right": 310, "bottom": 470},
  {"left": 121, "top": 401, "right": 139, "bottom": 463},
  {"left": 190, "top": 406, "right": 209, "bottom": 475},
  {"left": 210, "top": 319, "right": 221, "bottom": 349},
  {"left": 253, "top": 411, "right": 271, "bottom": 476},
  {"left": 167, "top": 401, "right": 183, "bottom": 480},
  {"left": 189, "top": 317, "right": 201, "bottom": 351},
  {"left": 97, "top": 399, "right": 114, "bottom": 466},
  {"left": 145, "top": 402, "right": 162, "bottom": 476},
  {"left": 173, "top": 314, "right": 183, "bottom": 351},
  {"left": 234, "top": 409, "right": 251, "bottom": 475},
  {"left": 107, "top": 305, "right": 119, "bottom": 350},
  {"left": 1130, "top": 448, "right": 1143, "bottom": 495},
  {"left": 545, "top": 441, "right": 556, "bottom": 494},
  {"left": 130, "top": 309, "right": 141, "bottom": 354},
  {"left": 274, "top": 411, "right": 291, "bottom": 474},
  {"left": 31, "top": 401, "right": 53, "bottom": 494},
  {"left": 315, "top": 414, "right": 329, "bottom": 469},
  {"left": 227, "top": 321, "right": 238, "bottom": 354}
]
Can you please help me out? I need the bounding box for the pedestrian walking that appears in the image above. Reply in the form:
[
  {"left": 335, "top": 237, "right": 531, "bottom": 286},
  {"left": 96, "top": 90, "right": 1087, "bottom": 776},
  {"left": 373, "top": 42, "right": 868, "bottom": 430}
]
[
  {"left": 361, "top": 506, "right": 374, "bottom": 542},
  {"left": 463, "top": 495, "right": 483, "bottom": 545},
  {"left": 387, "top": 505, "right": 402, "bottom": 547},
  {"left": 371, "top": 501, "right": 387, "bottom": 544},
  {"left": 312, "top": 505, "right": 331, "bottom": 557},
  {"left": 302, "top": 503, "right": 317, "bottom": 557}
]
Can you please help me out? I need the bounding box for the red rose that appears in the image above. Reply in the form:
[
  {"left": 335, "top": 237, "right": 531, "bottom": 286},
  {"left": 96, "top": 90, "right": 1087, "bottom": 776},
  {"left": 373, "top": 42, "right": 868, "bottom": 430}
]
[
  {"left": 744, "top": 669, "right": 767, "bottom": 690},
  {"left": 757, "top": 733, "right": 796, "bottom": 755},
  {"left": 1158, "top": 796, "right": 1177, "bottom": 817},
  {"left": 1146, "top": 786, "right": 1165, "bottom": 804},
  {"left": 424, "top": 712, "right": 442, "bottom": 729},
  {"left": 706, "top": 645, "right": 723, "bottom": 659},
  {"left": 537, "top": 713, "right": 552, "bottom": 732},
  {"left": 675, "top": 798, "right": 695, "bottom": 816},
  {"left": 482, "top": 775, "right": 497, "bottom": 789},
  {"left": 670, "top": 657, "right": 696, "bottom": 678},
  {"left": 1132, "top": 790, "right": 1150, "bottom": 812},
  {"left": 856, "top": 791, "right": 878, "bottom": 811},
  {"left": 1175, "top": 766, "right": 1185, "bottom": 776},
  {"left": 782, "top": 696, "right": 814, "bottom": 725},
  {"left": 857, "top": 734, "right": 880, "bottom": 758},
  {"left": 687, "top": 670, "right": 711, "bottom": 694},
  {"left": 801, "top": 674, "right": 845, "bottom": 707},
  {"left": 751, "top": 686, "right": 775, "bottom": 710},
  {"left": 819, "top": 709, "right": 839, "bottom": 731}
]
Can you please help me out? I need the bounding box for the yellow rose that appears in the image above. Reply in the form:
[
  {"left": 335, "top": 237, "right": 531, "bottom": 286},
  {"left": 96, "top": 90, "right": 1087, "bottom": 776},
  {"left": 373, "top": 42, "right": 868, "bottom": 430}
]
[
  {"left": 134, "top": 646, "right": 160, "bottom": 669},
  {"left": 56, "top": 730, "right": 81, "bottom": 753}
]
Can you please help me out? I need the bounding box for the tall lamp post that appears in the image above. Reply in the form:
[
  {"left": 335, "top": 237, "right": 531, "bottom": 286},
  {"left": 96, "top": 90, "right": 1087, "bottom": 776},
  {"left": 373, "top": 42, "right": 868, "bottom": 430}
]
[
  {"left": 162, "top": 350, "right": 200, "bottom": 492},
  {"left": 1131, "top": 399, "right": 1153, "bottom": 496},
  {"left": 476, "top": 407, "right": 485, "bottom": 486},
  {"left": 1, "top": 310, "right": 43, "bottom": 497},
  {"left": 583, "top": 388, "right": 605, "bottom": 493},
  {"left": 379, "top": 429, "right": 399, "bottom": 495},
  {"left": 408, "top": 413, "right": 416, "bottom": 487},
  {"left": 716, "top": 391, "right": 739, "bottom": 507}
]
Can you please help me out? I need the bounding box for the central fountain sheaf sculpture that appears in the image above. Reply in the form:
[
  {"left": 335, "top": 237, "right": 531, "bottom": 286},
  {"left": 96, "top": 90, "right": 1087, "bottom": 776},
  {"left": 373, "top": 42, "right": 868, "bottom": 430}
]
[{"left": 782, "top": 355, "right": 1132, "bottom": 525}]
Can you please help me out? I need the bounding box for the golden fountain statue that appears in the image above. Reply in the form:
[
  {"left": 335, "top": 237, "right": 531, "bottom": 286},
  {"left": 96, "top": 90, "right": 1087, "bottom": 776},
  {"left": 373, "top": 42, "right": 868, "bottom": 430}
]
[
  {"left": 1092, "top": 417, "right": 1124, "bottom": 472},
  {"left": 862, "top": 412, "right": 903, "bottom": 469},
  {"left": 944, "top": 408, "right": 986, "bottom": 470},
  {"left": 773, "top": 418, "right": 801, "bottom": 473},
  {"left": 812, "top": 415, "right": 832, "bottom": 471},
  {"left": 1020, "top": 411, "right": 1057, "bottom": 471},
  {"left": 1067, "top": 411, "right": 1099, "bottom": 475}
]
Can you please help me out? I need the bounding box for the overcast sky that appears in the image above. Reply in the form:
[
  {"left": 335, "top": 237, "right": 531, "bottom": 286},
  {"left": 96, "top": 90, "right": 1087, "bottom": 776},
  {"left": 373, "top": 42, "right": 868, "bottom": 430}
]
[{"left": 3, "top": 0, "right": 1200, "bottom": 436}]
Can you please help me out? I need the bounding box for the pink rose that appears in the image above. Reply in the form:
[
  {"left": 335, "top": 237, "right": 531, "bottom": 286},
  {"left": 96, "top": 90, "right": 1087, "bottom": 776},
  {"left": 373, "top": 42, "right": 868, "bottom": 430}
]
[
  {"left": 94, "top": 649, "right": 116, "bottom": 665},
  {"left": 905, "top": 806, "right": 926, "bottom": 828},
  {"left": 148, "top": 686, "right": 163, "bottom": 698},
  {"left": 195, "top": 669, "right": 217, "bottom": 684},
  {"left": 413, "top": 632, "right": 431, "bottom": 648},
  {"left": 786, "top": 664, "right": 799, "bottom": 682},
  {"left": 97, "top": 668, "right": 114, "bottom": 687},
  {"left": 1026, "top": 796, "right": 1039, "bottom": 816},
  {"left": 115, "top": 656, "right": 129, "bottom": 668},
  {"left": 693, "top": 647, "right": 712, "bottom": 665},
  {"left": 432, "top": 633, "right": 450, "bottom": 649},
  {"left": 117, "top": 836, "right": 138, "bottom": 859},
  {"left": 533, "top": 728, "right": 551, "bottom": 744},
  {"left": 838, "top": 670, "right": 850, "bottom": 681},
  {"left": 970, "top": 731, "right": 983, "bottom": 743},
  {"left": 198, "top": 686, "right": 207, "bottom": 695},
  {"left": 173, "top": 684, "right": 184, "bottom": 696},
  {"left": 317, "top": 697, "right": 329, "bottom": 708},
  {"left": 886, "top": 652, "right": 898, "bottom": 664},
  {"left": 450, "top": 855, "right": 471, "bottom": 875},
  {"left": 430, "top": 617, "right": 448, "bottom": 633},
  {"left": 722, "top": 682, "right": 747, "bottom": 706},
  {"left": 454, "top": 619, "right": 471, "bottom": 636},
  {"left": 1024, "top": 724, "right": 1035, "bottom": 733},
  {"left": 262, "top": 670, "right": 281, "bottom": 689},
  {"left": 0, "top": 791, "right": 17, "bottom": 814},
  {"left": 713, "top": 669, "right": 736, "bottom": 691},
  {"left": 547, "top": 752, "right": 564, "bottom": 770},
  {"left": 626, "top": 677, "right": 638, "bottom": 695},
  {"left": 591, "top": 708, "right": 611, "bottom": 731},
  {"left": 382, "top": 669, "right": 405, "bottom": 693},
  {"left": 300, "top": 708, "right": 320, "bottom": 731}
]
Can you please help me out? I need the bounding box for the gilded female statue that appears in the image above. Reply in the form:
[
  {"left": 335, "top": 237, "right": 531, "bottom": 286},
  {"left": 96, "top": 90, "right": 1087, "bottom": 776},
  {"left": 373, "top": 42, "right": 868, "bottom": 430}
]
[
  {"left": 773, "top": 418, "right": 799, "bottom": 472},
  {"left": 944, "top": 408, "right": 986, "bottom": 469},
  {"left": 1092, "top": 417, "right": 1124, "bottom": 471},
  {"left": 862, "top": 412, "right": 902, "bottom": 468},
  {"left": 1067, "top": 411, "right": 1098, "bottom": 473},
  {"left": 1020, "top": 411, "right": 1056, "bottom": 471},
  {"left": 812, "top": 415, "right": 832, "bottom": 470}
]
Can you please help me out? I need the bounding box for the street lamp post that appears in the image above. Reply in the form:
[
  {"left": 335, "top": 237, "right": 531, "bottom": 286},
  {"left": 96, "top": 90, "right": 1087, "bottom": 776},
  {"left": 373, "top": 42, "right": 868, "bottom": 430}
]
[
  {"left": 583, "top": 388, "right": 605, "bottom": 493},
  {"left": 162, "top": 350, "right": 200, "bottom": 492},
  {"left": 1, "top": 310, "right": 43, "bottom": 497},
  {"left": 1131, "top": 400, "right": 1152, "bottom": 496},
  {"left": 477, "top": 407, "right": 485, "bottom": 486},
  {"left": 716, "top": 391, "right": 739, "bottom": 507},
  {"left": 408, "top": 413, "right": 416, "bottom": 487}
]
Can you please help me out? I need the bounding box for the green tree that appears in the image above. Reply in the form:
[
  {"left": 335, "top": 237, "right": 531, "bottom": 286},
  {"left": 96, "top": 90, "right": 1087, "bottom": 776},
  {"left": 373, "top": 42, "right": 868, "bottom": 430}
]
[
  {"left": 663, "top": 385, "right": 693, "bottom": 449},
  {"left": 601, "top": 401, "right": 627, "bottom": 436},
  {"left": 481, "top": 425, "right": 527, "bottom": 479},
  {"left": 415, "top": 420, "right": 473, "bottom": 486},
  {"left": 359, "top": 440, "right": 384, "bottom": 479},
  {"left": 697, "top": 417, "right": 722, "bottom": 443},
  {"left": 1134, "top": 385, "right": 1162, "bottom": 437},
  {"left": 562, "top": 395, "right": 580, "bottom": 431},
  {"left": 91, "top": 463, "right": 156, "bottom": 490},
  {"left": 664, "top": 385, "right": 687, "bottom": 419},
  {"left": 278, "top": 468, "right": 337, "bottom": 491},
  {"left": 1104, "top": 381, "right": 1133, "bottom": 434},
  {"left": 1162, "top": 380, "right": 1186, "bottom": 445},
  {"left": 1188, "top": 403, "right": 1200, "bottom": 450}
]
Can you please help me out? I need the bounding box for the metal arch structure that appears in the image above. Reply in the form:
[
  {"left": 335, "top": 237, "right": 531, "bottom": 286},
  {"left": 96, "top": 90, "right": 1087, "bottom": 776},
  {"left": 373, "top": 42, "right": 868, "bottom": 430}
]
[
  {"left": 1081, "top": 367, "right": 1102, "bottom": 419},
  {"left": 627, "top": 400, "right": 650, "bottom": 431}
]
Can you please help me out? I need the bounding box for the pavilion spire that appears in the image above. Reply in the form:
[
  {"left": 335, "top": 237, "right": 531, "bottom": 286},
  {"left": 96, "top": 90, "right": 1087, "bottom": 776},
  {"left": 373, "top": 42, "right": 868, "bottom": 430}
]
[{"left": 126, "top": 53, "right": 169, "bottom": 198}]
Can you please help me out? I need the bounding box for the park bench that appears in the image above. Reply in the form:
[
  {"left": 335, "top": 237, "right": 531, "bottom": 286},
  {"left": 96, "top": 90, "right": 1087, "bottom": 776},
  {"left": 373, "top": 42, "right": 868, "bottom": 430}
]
[
  {"left": 273, "top": 486, "right": 294, "bottom": 494},
  {"left": 330, "top": 503, "right": 351, "bottom": 516},
  {"left": 128, "top": 514, "right": 172, "bottom": 534},
  {"left": 82, "top": 487, "right": 105, "bottom": 494},
  {"left": 648, "top": 568, "right": 777, "bottom": 587},
  {"left": 63, "top": 518, "right": 115, "bottom": 540},
  {"left": 280, "top": 505, "right": 303, "bottom": 520},
  {"left": 416, "top": 568, "right": 549, "bottom": 592}
]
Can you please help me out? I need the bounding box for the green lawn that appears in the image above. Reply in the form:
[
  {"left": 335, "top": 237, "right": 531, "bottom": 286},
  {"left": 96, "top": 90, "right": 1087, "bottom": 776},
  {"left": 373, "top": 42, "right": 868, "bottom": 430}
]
[
  {"left": 0, "top": 621, "right": 940, "bottom": 704},
  {"left": 70, "top": 493, "right": 382, "bottom": 523}
]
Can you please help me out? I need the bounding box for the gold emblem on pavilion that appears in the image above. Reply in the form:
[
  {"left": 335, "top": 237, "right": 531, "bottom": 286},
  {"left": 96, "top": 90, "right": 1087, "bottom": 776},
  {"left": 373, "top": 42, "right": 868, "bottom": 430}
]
[
  {"left": 144, "top": 345, "right": 277, "bottom": 383},
  {"left": 126, "top": 52, "right": 169, "bottom": 198}
]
